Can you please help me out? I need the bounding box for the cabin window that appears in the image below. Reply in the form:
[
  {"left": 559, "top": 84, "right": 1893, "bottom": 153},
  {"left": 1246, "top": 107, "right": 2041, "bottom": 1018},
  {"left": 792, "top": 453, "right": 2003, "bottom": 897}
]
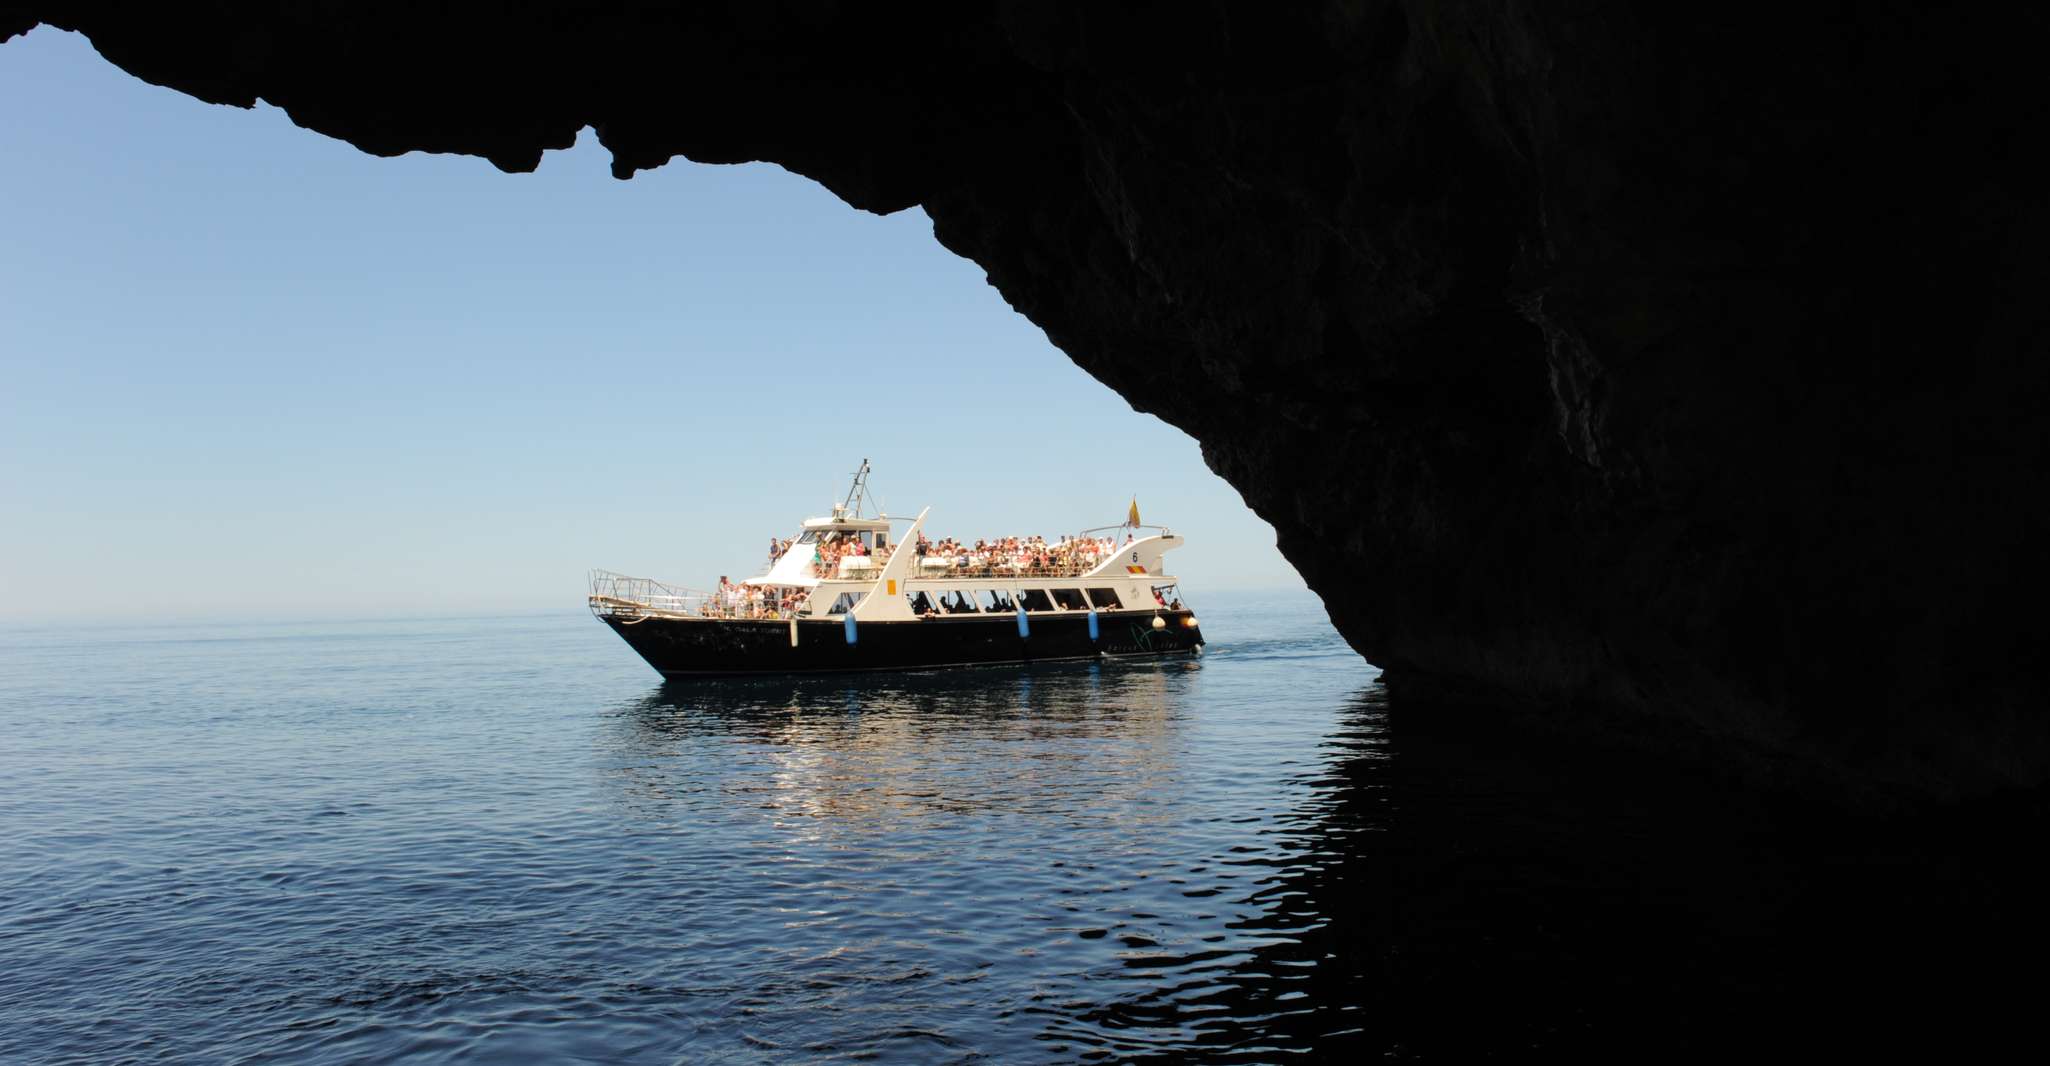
[
  {"left": 827, "top": 592, "right": 864, "bottom": 615},
  {"left": 1086, "top": 588, "right": 1123, "bottom": 609},
  {"left": 907, "top": 590, "right": 939, "bottom": 615},
  {"left": 1151, "top": 584, "right": 1181, "bottom": 609},
  {"left": 1019, "top": 589, "right": 1056, "bottom": 612},
  {"left": 797, "top": 531, "right": 820, "bottom": 544},
  {"left": 936, "top": 590, "right": 977, "bottom": 614},
  {"left": 976, "top": 589, "right": 1015, "bottom": 612},
  {"left": 1050, "top": 588, "right": 1089, "bottom": 610}
]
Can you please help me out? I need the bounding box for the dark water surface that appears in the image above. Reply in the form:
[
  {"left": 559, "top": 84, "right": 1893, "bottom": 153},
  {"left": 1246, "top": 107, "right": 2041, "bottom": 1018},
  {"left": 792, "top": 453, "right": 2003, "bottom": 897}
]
[{"left": 2, "top": 589, "right": 2039, "bottom": 1062}]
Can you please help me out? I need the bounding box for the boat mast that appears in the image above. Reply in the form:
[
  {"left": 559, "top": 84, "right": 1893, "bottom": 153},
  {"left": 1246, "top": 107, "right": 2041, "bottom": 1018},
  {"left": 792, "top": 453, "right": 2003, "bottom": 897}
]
[{"left": 836, "top": 458, "right": 873, "bottom": 519}]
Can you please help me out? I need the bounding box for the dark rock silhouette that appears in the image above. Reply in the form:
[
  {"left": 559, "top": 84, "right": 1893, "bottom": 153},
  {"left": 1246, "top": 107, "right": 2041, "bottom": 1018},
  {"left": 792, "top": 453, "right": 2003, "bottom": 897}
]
[{"left": 10, "top": 2, "right": 2045, "bottom": 797}]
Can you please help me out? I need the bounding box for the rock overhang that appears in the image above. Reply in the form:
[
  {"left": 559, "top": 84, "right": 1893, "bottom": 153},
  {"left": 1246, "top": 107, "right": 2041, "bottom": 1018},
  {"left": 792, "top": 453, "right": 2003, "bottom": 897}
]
[{"left": 9, "top": 1, "right": 2046, "bottom": 801}]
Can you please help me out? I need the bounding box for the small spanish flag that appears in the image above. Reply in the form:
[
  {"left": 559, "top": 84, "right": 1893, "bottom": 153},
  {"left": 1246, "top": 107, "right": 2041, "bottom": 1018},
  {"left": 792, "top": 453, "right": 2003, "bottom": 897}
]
[{"left": 1127, "top": 497, "right": 1142, "bottom": 527}]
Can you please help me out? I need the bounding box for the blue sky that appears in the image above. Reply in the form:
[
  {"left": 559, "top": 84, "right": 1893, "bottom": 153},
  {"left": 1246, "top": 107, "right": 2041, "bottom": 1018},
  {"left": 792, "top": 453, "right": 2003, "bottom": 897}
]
[{"left": 0, "top": 28, "right": 1301, "bottom": 619}]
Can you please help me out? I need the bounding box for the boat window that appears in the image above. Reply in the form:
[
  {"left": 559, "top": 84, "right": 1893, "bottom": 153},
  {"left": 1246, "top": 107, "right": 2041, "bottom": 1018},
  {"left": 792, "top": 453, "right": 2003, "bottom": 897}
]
[
  {"left": 1050, "top": 588, "right": 1088, "bottom": 610},
  {"left": 977, "top": 589, "right": 1015, "bottom": 612},
  {"left": 1151, "top": 584, "right": 1181, "bottom": 609},
  {"left": 1086, "top": 588, "right": 1123, "bottom": 609},
  {"left": 938, "top": 590, "right": 977, "bottom": 614},
  {"left": 907, "top": 590, "right": 938, "bottom": 615},
  {"left": 827, "top": 592, "right": 864, "bottom": 615},
  {"left": 797, "top": 531, "right": 819, "bottom": 544},
  {"left": 1019, "top": 589, "right": 1055, "bottom": 612}
]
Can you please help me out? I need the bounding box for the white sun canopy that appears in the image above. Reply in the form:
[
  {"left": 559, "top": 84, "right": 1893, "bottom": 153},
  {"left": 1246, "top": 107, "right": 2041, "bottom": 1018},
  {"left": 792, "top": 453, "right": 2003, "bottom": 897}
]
[{"left": 747, "top": 548, "right": 821, "bottom": 588}]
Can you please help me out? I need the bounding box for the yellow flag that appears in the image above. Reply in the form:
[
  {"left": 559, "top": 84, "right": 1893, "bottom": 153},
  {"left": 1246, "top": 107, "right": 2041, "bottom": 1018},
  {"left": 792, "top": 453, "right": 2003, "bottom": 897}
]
[{"left": 1127, "top": 497, "right": 1142, "bottom": 527}]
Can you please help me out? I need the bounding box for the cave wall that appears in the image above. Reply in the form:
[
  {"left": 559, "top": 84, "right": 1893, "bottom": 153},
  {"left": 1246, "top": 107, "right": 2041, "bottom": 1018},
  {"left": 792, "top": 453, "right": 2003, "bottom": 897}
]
[{"left": 8, "top": 1, "right": 2046, "bottom": 797}]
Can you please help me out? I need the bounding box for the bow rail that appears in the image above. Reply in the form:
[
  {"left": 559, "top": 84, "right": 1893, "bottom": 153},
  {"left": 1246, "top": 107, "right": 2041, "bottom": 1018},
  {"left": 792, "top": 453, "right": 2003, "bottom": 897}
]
[{"left": 588, "top": 569, "right": 709, "bottom": 620}]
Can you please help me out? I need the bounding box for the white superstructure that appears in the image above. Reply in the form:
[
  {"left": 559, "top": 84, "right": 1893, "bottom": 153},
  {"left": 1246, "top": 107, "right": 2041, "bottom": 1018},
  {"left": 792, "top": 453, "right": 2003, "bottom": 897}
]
[{"left": 591, "top": 460, "right": 1190, "bottom": 624}]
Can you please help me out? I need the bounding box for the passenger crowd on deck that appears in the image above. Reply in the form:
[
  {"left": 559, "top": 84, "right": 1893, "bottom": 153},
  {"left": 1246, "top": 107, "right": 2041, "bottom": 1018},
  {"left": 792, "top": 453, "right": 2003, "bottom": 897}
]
[
  {"left": 696, "top": 529, "right": 1140, "bottom": 618},
  {"left": 905, "top": 533, "right": 1124, "bottom": 578},
  {"left": 779, "top": 530, "right": 1133, "bottom": 580},
  {"left": 702, "top": 576, "right": 810, "bottom": 620},
  {"left": 807, "top": 534, "right": 890, "bottom": 577}
]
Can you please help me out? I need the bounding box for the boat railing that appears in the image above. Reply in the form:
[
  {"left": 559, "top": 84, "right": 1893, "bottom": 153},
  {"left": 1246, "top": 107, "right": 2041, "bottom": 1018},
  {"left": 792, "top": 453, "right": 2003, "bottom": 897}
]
[
  {"left": 588, "top": 569, "right": 709, "bottom": 619},
  {"left": 895, "top": 557, "right": 1114, "bottom": 580},
  {"left": 796, "top": 533, "right": 1148, "bottom": 583},
  {"left": 1077, "top": 523, "right": 1173, "bottom": 538},
  {"left": 787, "top": 532, "right": 1155, "bottom": 582},
  {"left": 894, "top": 538, "right": 1138, "bottom": 580},
  {"left": 804, "top": 544, "right": 896, "bottom": 580},
  {"left": 796, "top": 556, "right": 1114, "bottom": 581},
  {"left": 590, "top": 569, "right": 812, "bottom": 621}
]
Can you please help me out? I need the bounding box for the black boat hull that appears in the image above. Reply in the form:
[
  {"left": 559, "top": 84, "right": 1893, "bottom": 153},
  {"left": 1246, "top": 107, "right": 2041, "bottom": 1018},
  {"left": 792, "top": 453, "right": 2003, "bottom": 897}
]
[{"left": 600, "top": 610, "right": 1205, "bottom": 677}]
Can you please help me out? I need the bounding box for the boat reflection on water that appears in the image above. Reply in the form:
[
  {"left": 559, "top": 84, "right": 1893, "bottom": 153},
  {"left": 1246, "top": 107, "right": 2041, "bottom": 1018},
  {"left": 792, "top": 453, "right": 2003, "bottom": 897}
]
[
  {"left": 617, "top": 658, "right": 1195, "bottom": 741},
  {"left": 603, "top": 660, "right": 1198, "bottom": 828}
]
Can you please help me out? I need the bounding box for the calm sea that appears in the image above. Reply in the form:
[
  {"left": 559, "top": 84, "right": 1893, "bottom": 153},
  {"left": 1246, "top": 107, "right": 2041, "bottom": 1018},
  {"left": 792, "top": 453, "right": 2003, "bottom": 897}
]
[{"left": 1, "top": 589, "right": 2039, "bottom": 1061}]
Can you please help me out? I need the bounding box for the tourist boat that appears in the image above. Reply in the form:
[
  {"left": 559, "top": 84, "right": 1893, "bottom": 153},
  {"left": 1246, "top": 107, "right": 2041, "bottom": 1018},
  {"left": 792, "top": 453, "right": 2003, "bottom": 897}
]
[{"left": 589, "top": 461, "right": 1205, "bottom": 677}]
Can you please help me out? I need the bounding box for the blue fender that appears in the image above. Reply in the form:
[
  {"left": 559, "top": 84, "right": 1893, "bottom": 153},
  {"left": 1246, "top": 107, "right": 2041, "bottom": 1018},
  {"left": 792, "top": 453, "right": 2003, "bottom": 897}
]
[
  {"left": 844, "top": 613, "right": 857, "bottom": 645},
  {"left": 1086, "top": 609, "right": 1100, "bottom": 641},
  {"left": 1015, "top": 606, "right": 1030, "bottom": 639}
]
